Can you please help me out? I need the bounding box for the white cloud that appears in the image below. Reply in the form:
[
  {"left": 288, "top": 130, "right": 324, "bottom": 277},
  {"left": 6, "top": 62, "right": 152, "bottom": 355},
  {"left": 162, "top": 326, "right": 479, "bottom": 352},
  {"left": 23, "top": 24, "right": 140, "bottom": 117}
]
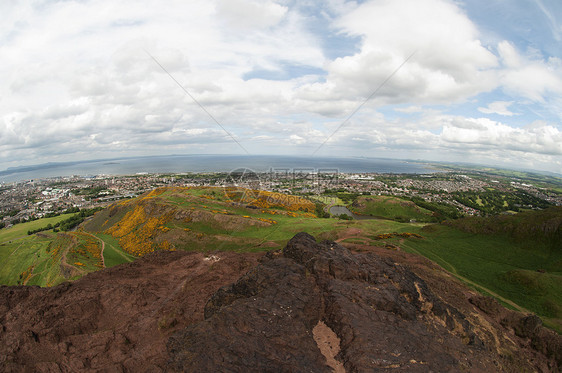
[
  {"left": 216, "top": 0, "right": 287, "bottom": 31},
  {"left": 478, "top": 101, "right": 518, "bottom": 116},
  {"left": 0, "top": 0, "right": 561, "bottom": 175},
  {"left": 498, "top": 41, "right": 562, "bottom": 102},
  {"left": 295, "top": 0, "right": 498, "bottom": 110},
  {"left": 441, "top": 117, "right": 562, "bottom": 155}
]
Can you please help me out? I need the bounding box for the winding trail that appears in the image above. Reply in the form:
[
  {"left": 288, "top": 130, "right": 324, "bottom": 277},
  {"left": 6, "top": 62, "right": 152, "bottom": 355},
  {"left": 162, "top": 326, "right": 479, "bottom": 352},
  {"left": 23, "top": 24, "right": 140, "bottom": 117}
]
[
  {"left": 1, "top": 235, "right": 28, "bottom": 245},
  {"left": 81, "top": 231, "right": 105, "bottom": 268},
  {"left": 59, "top": 233, "right": 86, "bottom": 278}
]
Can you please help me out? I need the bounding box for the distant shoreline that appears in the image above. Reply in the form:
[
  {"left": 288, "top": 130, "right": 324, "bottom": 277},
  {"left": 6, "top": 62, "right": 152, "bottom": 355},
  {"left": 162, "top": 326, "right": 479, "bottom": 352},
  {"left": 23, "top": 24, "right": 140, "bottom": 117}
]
[{"left": 0, "top": 155, "right": 437, "bottom": 183}]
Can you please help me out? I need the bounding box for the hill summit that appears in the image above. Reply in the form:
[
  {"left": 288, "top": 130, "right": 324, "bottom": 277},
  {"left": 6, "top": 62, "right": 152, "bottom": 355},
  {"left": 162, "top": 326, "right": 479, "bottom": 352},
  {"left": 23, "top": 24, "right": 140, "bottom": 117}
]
[{"left": 1, "top": 233, "right": 560, "bottom": 371}]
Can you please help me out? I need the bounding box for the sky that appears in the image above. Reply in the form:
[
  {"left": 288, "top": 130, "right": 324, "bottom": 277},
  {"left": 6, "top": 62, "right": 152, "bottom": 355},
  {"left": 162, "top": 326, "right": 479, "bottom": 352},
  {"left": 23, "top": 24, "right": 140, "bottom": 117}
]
[{"left": 1, "top": 0, "right": 561, "bottom": 174}]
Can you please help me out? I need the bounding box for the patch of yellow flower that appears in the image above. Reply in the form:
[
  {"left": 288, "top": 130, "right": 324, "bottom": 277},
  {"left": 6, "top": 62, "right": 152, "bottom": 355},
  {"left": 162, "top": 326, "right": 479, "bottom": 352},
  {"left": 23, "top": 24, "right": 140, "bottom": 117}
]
[
  {"left": 224, "top": 188, "right": 316, "bottom": 213},
  {"left": 105, "top": 204, "right": 175, "bottom": 256}
]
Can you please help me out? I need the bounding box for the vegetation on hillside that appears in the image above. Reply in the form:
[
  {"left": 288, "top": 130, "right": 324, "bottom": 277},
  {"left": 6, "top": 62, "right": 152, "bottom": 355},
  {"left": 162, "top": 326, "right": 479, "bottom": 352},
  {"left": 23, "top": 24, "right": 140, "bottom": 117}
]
[
  {"left": 2, "top": 185, "right": 560, "bottom": 334},
  {"left": 452, "top": 190, "right": 552, "bottom": 214},
  {"left": 350, "top": 195, "right": 434, "bottom": 222},
  {"left": 444, "top": 206, "right": 562, "bottom": 248}
]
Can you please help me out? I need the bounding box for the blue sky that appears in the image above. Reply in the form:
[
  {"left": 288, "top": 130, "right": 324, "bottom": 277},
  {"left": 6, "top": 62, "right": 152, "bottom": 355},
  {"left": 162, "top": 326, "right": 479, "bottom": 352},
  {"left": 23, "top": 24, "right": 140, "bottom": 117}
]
[{"left": 0, "top": 0, "right": 561, "bottom": 174}]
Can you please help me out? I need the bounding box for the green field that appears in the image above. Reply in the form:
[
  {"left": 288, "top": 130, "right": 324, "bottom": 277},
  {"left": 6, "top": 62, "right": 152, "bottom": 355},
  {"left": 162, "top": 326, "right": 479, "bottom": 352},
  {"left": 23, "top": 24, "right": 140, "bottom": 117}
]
[
  {"left": 0, "top": 213, "right": 138, "bottom": 286},
  {"left": 0, "top": 232, "right": 78, "bottom": 286},
  {"left": 308, "top": 195, "right": 345, "bottom": 207},
  {"left": 350, "top": 195, "right": 434, "bottom": 222},
  {"left": 0, "top": 213, "right": 76, "bottom": 243},
  {"left": 396, "top": 224, "right": 562, "bottom": 332},
  {"left": 93, "top": 233, "right": 136, "bottom": 267}
]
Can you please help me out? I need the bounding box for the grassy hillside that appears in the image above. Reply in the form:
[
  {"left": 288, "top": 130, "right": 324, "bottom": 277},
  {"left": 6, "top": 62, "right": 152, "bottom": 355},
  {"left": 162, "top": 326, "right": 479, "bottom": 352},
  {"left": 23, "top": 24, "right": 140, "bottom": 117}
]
[
  {"left": 84, "top": 186, "right": 337, "bottom": 254},
  {"left": 396, "top": 209, "right": 562, "bottom": 333},
  {"left": 350, "top": 195, "right": 434, "bottom": 222},
  {"left": 0, "top": 213, "right": 76, "bottom": 243},
  {"left": 0, "top": 213, "right": 135, "bottom": 286},
  {"left": 445, "top": 206, "right": 562, "bottom": 249},
  {"left": 2, "top": 186, "right": 560, "bottom": 334}
]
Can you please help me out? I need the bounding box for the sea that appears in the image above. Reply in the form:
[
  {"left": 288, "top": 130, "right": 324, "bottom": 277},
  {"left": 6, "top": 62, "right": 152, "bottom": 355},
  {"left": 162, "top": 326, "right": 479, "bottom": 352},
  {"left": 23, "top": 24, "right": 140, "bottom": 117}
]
[{"left": 0, "top": 155, "right": 437, "bottom": 183}]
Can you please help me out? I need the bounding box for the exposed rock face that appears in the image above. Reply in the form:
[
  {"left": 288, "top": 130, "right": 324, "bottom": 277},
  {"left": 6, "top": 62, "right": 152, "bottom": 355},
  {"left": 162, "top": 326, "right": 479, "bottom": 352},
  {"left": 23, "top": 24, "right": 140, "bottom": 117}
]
[
  {"left": 168, "top": 233, "right": 560, "bottom": 372},
  {"left": 1, "top": 233, "right": 560, "bottom": 372},
  {"left": 0, "top": 250, "right": 261, "bottom": 372}
]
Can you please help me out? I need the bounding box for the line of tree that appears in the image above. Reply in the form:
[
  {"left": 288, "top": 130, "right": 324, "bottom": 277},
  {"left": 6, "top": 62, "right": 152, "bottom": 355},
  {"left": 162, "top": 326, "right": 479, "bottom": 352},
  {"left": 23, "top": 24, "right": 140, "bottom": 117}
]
[
  {"left": 322, "top": 190, "right": 368, "bottom": 204},
  {"left": 452, "top": 190, "right": 551, "bottom": 215},
  {"left": 57, "top": 207, "right": 103, "bottom": 231},
  {"left": 27, "top": 207, "right": 103, "bottom": 235},
  {"left": 28, "top": 223, "right": 54, "bottom": 235},
  {"left": 42, "top": 206, "right": 80, "bottom": 219},
  {"left": 314, "top": 202, "right": 330, "bottom": 218},
  {"left": 409, "top": 197, "right": 463, "bottom": 220}
]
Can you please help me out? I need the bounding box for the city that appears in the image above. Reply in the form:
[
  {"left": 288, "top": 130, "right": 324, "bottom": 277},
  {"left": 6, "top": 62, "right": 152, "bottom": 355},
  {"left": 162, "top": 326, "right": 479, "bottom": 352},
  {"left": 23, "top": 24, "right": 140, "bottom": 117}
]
[{"left": 1, "top": 168, "right": 560, "bottom": 229}]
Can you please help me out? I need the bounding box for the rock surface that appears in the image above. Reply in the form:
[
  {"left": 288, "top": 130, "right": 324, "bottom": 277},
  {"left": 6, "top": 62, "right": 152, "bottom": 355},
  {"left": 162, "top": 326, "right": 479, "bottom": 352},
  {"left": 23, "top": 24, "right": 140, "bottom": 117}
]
[
  {"left": 1, "top": 233, "right": 560, "bottom": 372},
  {"left": 168, "top": 232, "right": 561, "bottom": 372},
  {"left": 0, "top": 250, "right": 261, "bottom": 372}
]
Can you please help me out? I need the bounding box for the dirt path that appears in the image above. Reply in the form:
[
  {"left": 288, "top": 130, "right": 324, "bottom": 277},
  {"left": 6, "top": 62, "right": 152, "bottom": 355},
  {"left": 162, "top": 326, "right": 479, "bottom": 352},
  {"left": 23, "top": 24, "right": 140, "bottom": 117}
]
[
  {"left": 59, "top": 234, "right": 86, "bottom": 278},
  {"left": 452, "top": 273, "right": 529, "bottom": 314},
  {"left": 5, "top": 241, "right": 25, "bottom": 258},
  {"left": 81, "top": 232, "right": 105, "bottom": 268},
  {"left": 1, "top": 235, "right": 28, "bottom": 245}
]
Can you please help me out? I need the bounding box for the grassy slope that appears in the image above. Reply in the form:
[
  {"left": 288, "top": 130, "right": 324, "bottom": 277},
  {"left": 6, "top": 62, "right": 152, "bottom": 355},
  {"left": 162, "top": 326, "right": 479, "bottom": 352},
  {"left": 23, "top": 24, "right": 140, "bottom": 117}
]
[
  {"left": 0, "top": 210, "right": 136, "bottom": 286},
  {"left": 350, "top": 195, "right": 434, "bottom": 222},
  {"left": 84, "top": 187, "right": 326, "bottom": 254},
  {"left": 397, "top": 223, "right": 562, "bottom": 332},
  {"left": 2, "top": 187, "right": 560, "bottom": 334},
  {"left": 0, "top": 232, "right": 76, "bottom": 287},
  {"left": 0, "top": 213, "right": 76, "bottom": 243},
  {"left": 0, "top": 234, "right": 52, "bottom": 285},
  {"left": 94, "top": 233, "right": 135, "bottom": 267}
]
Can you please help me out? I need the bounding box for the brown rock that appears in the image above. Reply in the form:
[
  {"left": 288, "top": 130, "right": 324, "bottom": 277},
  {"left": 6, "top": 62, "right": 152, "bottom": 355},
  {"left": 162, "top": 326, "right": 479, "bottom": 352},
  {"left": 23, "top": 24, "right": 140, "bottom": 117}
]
[
  {"left": 167, "top": 232, "right": 561, "bottom": 372},
  {"left": 0, "top": 250, "right": 261, "bottom": 372},
  {"left": 1, "top": 233, "right": 560, "bottom": 372}
]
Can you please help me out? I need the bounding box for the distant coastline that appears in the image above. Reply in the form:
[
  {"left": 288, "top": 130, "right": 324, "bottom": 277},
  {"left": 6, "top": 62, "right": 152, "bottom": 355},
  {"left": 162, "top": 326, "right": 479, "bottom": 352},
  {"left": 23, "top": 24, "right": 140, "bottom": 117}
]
[{"left": 0, "top": 155, "right": 437, "bottom": 183}]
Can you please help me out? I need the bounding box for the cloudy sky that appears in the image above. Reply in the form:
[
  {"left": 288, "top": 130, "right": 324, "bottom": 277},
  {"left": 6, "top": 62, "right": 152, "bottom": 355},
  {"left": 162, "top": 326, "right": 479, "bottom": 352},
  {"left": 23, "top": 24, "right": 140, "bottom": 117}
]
[{"left": 1, "top": 0, "right": 561, "bottom": 174}]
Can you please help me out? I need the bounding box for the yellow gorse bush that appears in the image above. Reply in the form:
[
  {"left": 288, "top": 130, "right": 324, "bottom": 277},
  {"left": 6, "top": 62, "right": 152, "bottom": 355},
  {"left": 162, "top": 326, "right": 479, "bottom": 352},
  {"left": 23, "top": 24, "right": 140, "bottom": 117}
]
[
  {"left": 105, "top": 204, "right": 175, "bottom": 256},
  {"left": 224, "top": 188, "right": 316, "bottom": 214}
]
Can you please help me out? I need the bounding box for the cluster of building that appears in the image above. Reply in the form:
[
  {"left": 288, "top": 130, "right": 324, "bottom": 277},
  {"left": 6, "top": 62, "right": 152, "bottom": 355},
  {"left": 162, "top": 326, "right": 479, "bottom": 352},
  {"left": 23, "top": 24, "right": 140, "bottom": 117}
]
[{"left": 1, "top": 170, "right": 560, "bottom": 228}]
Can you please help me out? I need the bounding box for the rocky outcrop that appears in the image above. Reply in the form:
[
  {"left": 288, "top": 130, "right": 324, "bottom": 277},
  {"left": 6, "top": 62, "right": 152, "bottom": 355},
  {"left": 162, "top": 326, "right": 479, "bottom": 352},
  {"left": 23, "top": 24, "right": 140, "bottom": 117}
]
[
  {"left": 0, "top": 250, "right": 261, "bottom": 372},
  {"left": 1, "top": 233, "right": 560, "bottom": 372},
  {"left": 168, "top": 232, "right": 560, "bottom": 372}
]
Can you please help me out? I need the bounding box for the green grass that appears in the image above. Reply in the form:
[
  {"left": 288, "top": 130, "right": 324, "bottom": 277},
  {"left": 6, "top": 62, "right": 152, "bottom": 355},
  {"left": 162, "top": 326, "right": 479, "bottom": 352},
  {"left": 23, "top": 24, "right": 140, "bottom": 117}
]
[
  {"left": 308, "top": 195, "right": 345, "bottom": 206},
  {"left": 0, "top": 232, "right": 77, "bottom": 287},
  {"left": 398, "top": 224, "right": 562, "bottom": 333},
  {"left": 0, "top": 213, "right": 76, "bottom": 243},
  {"left": 0, "top": 224, "right": 136, "bottom": 286},
  {"left": 350, "top": 195, "right": 434, "bottom": 222},
  {"left": 0, "top": 235, "right": 51, "bottom": 285},
  {"left": 92, "top": 233, "right": 135, "bottom": 267}
]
